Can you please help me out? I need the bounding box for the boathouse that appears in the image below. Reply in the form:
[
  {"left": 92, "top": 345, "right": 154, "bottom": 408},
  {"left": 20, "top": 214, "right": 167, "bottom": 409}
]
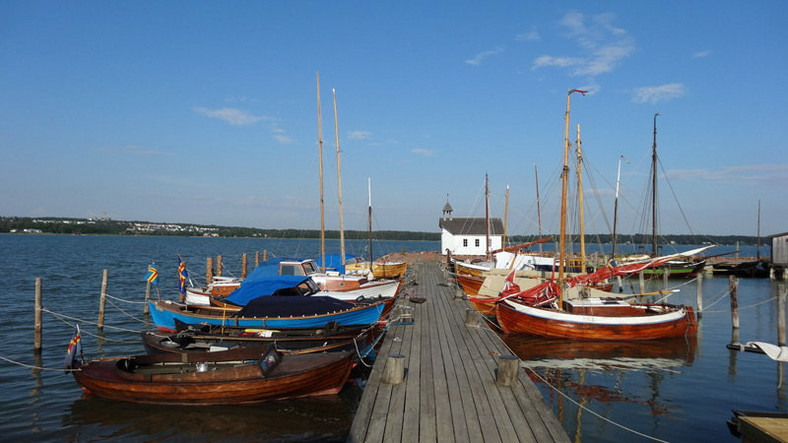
[
  {"left": 771, "top": 232, "right": 788, "bottom": 280},
  {"left": 439, "top": 199, "right": 503, "bottom": 256}
]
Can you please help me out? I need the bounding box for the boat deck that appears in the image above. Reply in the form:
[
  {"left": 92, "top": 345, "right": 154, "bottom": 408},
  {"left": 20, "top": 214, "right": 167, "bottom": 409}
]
[{"left": 349, "top": 260, "right": 569, "bottom": 442}]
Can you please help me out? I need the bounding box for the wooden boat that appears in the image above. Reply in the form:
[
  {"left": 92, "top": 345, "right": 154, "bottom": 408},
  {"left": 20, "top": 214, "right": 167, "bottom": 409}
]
[
  {"left": 345, "top": 260, "right": 408, "bottom": 279},
  {"left": 141, "top": 324, "right": 377, "bottom": 356},
  {"left": 148, "top": 296, "right": 386, "bottom": 333},
  {"left": 454, "top": 273, "right": 485, "bottom": 296},
  {"left": 71, "top": 347, "right": 356, "bottom": 405},
  {"left": 497, "top": 297, "right": 697, "bottom": 341}
]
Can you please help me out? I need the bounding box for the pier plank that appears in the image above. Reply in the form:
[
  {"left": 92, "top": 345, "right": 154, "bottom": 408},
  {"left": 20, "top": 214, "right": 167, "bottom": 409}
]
[{"left": 349, "top": 260, "right": 569, "bottom": 443}]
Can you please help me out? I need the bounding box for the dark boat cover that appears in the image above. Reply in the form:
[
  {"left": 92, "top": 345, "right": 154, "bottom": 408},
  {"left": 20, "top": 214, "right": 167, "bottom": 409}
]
[
  {"left": 237, "top": 296, "right": 356, "bottom": 318},
  {"left": 225, "top": 275, "right": 310, "bottom": 306}
]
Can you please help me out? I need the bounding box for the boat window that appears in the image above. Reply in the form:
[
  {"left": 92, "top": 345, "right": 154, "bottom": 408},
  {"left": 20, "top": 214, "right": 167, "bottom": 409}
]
[
  {"left": 280, "top": 264, "right": 297, "bottom": 276},
  {"left": 302, "top": 261, "right": 317, "bottom": 274}
]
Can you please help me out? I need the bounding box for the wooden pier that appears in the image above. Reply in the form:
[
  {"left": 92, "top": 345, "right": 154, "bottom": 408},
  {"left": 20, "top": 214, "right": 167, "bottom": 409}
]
[{"left": 349, "top": 260, "right": 569, "bottom": 442}]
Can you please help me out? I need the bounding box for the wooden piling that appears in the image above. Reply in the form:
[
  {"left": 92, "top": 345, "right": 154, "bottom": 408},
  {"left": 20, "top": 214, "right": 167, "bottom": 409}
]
[
  {"left": 206, "top": 257, "right": 214, "bottom": 285},
  {"left": 778, "top": 283, "right": 786, "bottom": 347},
  {"left": 639, "top": 271, "right": 645, "bottom": 294},
  {"left": 254, "top": 251, "right": 260, "bottom": 268},
  {"left": 263, "top": 250, "right": 268, "bottom": 262},
  {"left": 216, "top": 255, "right": 223, "bottom": 277},
  {"left": 382, "top": 354, "right": 405, "bottom": 384},
  {"left": 730, "top": 275, "right": 739, "bottom": 330},
  {"left": 496, "top": 355, "right": 520, "bottom": 387},
  {"left": 241, "top": 253, "right": 248, "bottom": 279},
  {"left": 696, "top": 271, "right": 703, "bottom": 318},
  {"left": 465, "top": 308, "right": 480, "bottom": 327},
  {"left": 34, "top": 277, "right": 42, "bottom": 352},
  {"left": 144, "top": 280, "right": 151, "bottom": 314},
  {"left": 663, "top": 267, "right": 669, "bottom": 290},
  {"left": 98, "top": 269, "right": 108, "bottom": 331}
]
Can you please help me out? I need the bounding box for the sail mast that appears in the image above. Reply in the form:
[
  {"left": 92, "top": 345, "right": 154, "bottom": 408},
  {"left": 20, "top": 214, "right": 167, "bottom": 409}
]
[
  {"left": 316, "top": 72, "right": 326, "bottom": 270},
  {"left": 332, "top": 88, "right": 345, "bottom": 266},
  {"left": 367, "top": 178, "right": 373, "bottom": 276},
  {"left": 756, "top": 199, "right": 761, "bottom": 259},
  {"left": 651, "top": 113, "right": 660, "bottom": 256},
  {"left": 611, "top": 155, "right": 624, "bottom": 260},
  {"left": 485, "top": 173, "right": 490, "bottom": 259},
  {"left": 559, "top": 89, "right": 585, "bottom": 305},
  {"left": 503, "top": 185, "right": 510, "bottom": 248},
  {"left": 535, "top": 163, "right": 543, "bottom": 253},
  {"left": 576, "top": 123, "right": 586, "bottom": 272}
]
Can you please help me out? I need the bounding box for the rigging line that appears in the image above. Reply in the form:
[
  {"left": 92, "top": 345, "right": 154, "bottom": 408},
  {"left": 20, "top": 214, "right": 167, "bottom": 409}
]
[
  {"left": 526, "top": 367, "right": 670, "bottom": 443},
  {"left": 0, "top": 354, "right": 79, "bottom": 372},
  {"left": 657, "top": 156, "right": 698, "bottom": 238},
  {"left": 104, "top": 293, "right": 147, "bottom": 305},
  {"left": 41, "top": 308, "right": 144, "bottom": 333},
  {"left": 104, "top": 298, "right": 149, "bottom": 324},
  {"left": 47, "top": 311, "right": 141, "bottom": 343}
]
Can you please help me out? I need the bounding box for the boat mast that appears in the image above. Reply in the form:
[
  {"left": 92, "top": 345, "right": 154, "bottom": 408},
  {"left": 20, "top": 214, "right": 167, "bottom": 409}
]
[
  {"left": 503, "top": 185, "right": 509, "bottom": 248},
  {"left": 367, "top": 178, "right": 373, "bottom": 274},
  {"left": 332, "top": 88, "right": 345, "bottom": 266},
  {"left": 485, "top": 173, "right": 490, "bottom": 259},
  {"left": 316, "top": 72, "right": 326, "bottom": 270},
  {"left": 535, "top": 163, "right": 543, "bottom": 253},
  {"left": 611, "top": 155, "right": 624, "bottom": 260},
  {"left": 756, "top": 199, "right": 761, "bottom": 259},
  {"left": 576, "top": 123, "right": 586, "bottom": 272},
  {"left": 651, "top": 113, "right": 660, "bottom": 256},
  {"left": 559, "top": 89, "right": 585, "bottom": 305}
]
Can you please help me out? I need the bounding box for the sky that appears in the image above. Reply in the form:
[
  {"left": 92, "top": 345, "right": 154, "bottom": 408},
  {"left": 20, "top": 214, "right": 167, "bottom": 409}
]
[{"left": 2, "top": 1, "right": 787, "bottom": 238}]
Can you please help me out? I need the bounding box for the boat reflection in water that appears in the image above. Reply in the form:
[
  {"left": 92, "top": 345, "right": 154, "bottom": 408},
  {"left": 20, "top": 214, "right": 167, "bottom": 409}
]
[{"left": 503, "top": 334, "right": 698, "bottom": 441}]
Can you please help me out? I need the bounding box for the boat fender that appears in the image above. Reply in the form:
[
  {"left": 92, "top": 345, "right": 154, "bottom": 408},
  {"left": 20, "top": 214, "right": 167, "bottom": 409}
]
[{"left": 356, "top": 295, "right": 366, "bottom": 302}]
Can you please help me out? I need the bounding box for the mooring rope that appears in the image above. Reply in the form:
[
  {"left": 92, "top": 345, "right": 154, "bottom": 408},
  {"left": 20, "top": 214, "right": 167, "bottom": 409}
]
[
  {"left": 41, "top": 308, "right": 143, "bottom": 334},
  {"left": 0, "top": 354, "right": 80, "bottom": 372},
  {"left": 104, "top": 293, "right": 147, "bottom": 305},
  {"left": 104, "top": 297, "right": 149, "bottom": 324}
]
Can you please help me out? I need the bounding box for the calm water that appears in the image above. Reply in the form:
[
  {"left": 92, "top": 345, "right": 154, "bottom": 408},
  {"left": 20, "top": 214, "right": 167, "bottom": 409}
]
[{"left": 0, "top": 234, "right": 783, "bottom": 442}]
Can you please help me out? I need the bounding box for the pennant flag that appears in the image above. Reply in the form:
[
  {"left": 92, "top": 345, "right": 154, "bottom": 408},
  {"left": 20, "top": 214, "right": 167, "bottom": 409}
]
[
  {"left": 178, "top": 258, "right": 188, "bottom": 296},
  {"left": 63, "top": 324, "right": 83, "bottom": 369},
  {"left": 569, "top": 89, "right": 588, "bottom": 96},
  {"left": 145, "top": 263, "right": 159, "bottom": 286}
]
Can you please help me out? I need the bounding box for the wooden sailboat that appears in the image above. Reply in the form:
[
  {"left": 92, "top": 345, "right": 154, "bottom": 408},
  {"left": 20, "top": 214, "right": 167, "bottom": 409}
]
[{"left": 494, "top": 90, "right": 702, "bottom": 341}]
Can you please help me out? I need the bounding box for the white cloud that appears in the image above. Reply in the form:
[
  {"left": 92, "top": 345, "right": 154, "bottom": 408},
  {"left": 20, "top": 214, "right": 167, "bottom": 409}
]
[
  {"left": 192, "top": 107, "right": 267, "bottom": 126},
  {"left": 348, "top": 130, "right": 372, "bottom": 140},
  {"left": 516, "top": 27, "right": 541, "bottom": 42},
  {"left": 532, "top": 12, "right": 634, "bottom": 77},
  {"left": 667, "top": 164, "right": 788, "bottom": 184},
  {"left": 692, "top": 49, "right": 713, "bottom": 58},
  {"left": 632, "top": 83, "right": 686, "bottom": 104},
  {"left": 273, "top": 134, "right": 294, "bottom": 144},
  {"left": 465, "top": 47, "right": 504, "bottom": 66},
  {"left": 412, "top": 148, "right": 435, "bottom": 156}
]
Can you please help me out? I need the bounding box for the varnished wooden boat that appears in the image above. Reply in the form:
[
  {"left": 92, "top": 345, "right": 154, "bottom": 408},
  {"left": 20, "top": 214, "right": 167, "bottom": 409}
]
[
  {"left": 141, "top": 324, "right": 377, "bottom": 356},
  {"left": 71, "top": 348, "right": 355, "bottom": 405},
  {"left": 496, "top": 297, "right": 697, "bottom": 341},
  {"left": 454, "top": 273, "right": 485, "bottom": 296}
]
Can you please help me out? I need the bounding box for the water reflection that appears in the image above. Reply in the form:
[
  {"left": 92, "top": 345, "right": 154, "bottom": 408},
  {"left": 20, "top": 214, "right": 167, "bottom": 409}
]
[
  {"left": 63, "top": 384, "right": 362, "bottom": 442},
  {"left": 503, "top": 335, "right": 698, "bottom": 442}
]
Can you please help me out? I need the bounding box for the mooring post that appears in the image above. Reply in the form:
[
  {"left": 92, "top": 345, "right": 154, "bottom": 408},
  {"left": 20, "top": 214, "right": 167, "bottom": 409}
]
[
  {"left": 144, "top": 280, "right": 151, "bottom": 314},
  {"left": 383, "top": 354, "right": 405, "bottom": 384},
  {"left": 639, "top": 271, "right": 645, "bottom": 294},
  {"left": 496, "top": 355, "right": 520, "bottom": 387},
  {"left": 778, "top": 283, "right": 786, "bottom": 347},
  {"left": 729, "top": 275, "right": 739, "bottom": 330},
  {"left": 206, "top": 257, "right": 214, "bottom": 285},
  {"left": 662, "top": 268, "right": 669, "bottom": 291},
  {"left": 696, "top": 271, "right": 703, "bottom": 318},
  {"left": 241, "top": 253, "right": 248, "bottom": 279},
  {"left": 34, "top": 277, "right": 42, "bottom": 353},
  {"left": 465, "top": 308, "right": 480, "bottom": 327},
  {"left": 254, "top": 251, "right": 260, "bottom": 268},
  {"left": 216, "top": 255, "right": 223, "bottom": 277},
  {"left": 98, "top": 269, "right": 108, "bottom": 331},
  {"left": 263, "top": 250, "right": 268, "bottom": 262}
]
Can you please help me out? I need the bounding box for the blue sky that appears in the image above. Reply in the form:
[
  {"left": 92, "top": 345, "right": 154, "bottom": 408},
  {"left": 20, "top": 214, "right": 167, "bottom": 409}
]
[{"left": 2, "top": 1, "right": 786, "bottom": 238}]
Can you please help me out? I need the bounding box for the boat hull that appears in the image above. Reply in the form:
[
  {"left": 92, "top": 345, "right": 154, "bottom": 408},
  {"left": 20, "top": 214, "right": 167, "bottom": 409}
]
[
  {"left": 73, "top": 350, "right": 355, "bottom": 405},
  {"left": 496, "top": 298, "right": 697, "bottom": 341},
  {"left": 148, "top": 299, "right": 385, "bottom": 333}
]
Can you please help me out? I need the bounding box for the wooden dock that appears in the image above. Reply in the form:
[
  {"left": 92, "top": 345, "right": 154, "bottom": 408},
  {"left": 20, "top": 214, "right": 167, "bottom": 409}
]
[{"left": 349, "top": 260, "right": 569, "bottom": 442}]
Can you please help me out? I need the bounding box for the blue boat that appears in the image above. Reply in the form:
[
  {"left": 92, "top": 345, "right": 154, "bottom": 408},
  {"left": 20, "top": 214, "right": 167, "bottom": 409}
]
[{"left": 148, "top": 297, "right": 386, "bottom": 332}]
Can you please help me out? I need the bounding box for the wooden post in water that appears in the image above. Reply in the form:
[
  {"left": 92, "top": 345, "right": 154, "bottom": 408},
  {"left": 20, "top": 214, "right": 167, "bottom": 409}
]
[
  {"left": 696, "top": 271, "right": 703, "bottom": 318},
  {"left": 206, "top": 257, "right": 214, "bottom": 285},
  {"left": 662, "top": 268, "right": 669, "bottom": 291},
  {"left": 216, "top": 255, "right": 223, "bottom": 277},
  {"left": 241, "top": 254, "right": 248, "bottom": 279},
  {"left": 382, "top": 354, "right": 405, "bottom": 384},
  {"left": 144, "top": 280, "right": 151, "bottom": 314},
  {"left": 263, "top": 250, "right": 268, "bottom": 262},
  {"left": 254, "top": 251, "right": 260, "bottom": 268},
  {"left": 778, "top": 283, "right": 786, "bottom": 347},
  {"left": 34, "top": 277, "right": 42, "bottom": 352},
  {"left": 496, "top": 355, "right": 520, "bottom": 387},
  {"left": 98, "top": 269, "right": 108, "bottom": 331},
  {"left": 729, "top": 275, "right": 739, "bottom": 330},
  {"left": 639, "top": 271, "right": 646, "bottom": 294}
]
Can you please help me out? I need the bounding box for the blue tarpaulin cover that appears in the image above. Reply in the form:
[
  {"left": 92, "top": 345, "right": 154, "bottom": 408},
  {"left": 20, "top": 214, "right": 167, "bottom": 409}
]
[
  {"left": 237, "top": 295, "right": 355, "bottom": 318},
  {"left": 224, "top": 275, "right": 310, "bottom": 306}
]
